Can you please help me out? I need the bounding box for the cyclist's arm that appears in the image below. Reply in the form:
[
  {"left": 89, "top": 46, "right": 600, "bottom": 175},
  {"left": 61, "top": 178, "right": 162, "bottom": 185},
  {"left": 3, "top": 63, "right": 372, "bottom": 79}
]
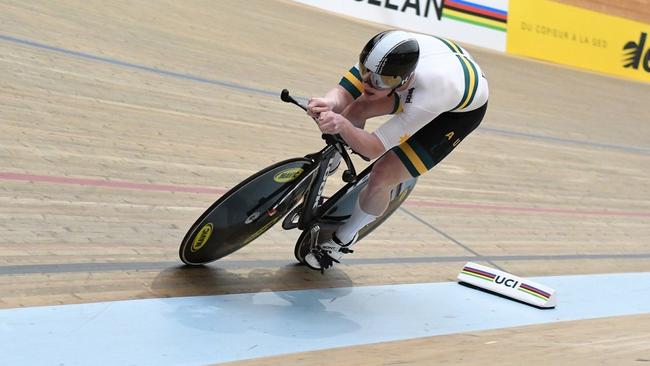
[
  {"left": 325, "top": 106, "right": 440, "bottom": 160},
  {"left": 339, "top": 124, "right": 386, "bottom": 160},
  {"left": 338, "top": 91, "right": 401, "bottom": 158},
  {"left": 324, "top": 85, "right": 355, "bottom": 113},
  {"left": 334, "top": 64, "right": 366, "bottom": 112},
  {"left": 310, "top": 64, "right": 364, "bottom": 115}
]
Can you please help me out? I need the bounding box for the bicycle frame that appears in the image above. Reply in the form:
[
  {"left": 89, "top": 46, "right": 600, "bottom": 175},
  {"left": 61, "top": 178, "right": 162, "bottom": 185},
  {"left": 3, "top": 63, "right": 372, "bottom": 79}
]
[
  {"left": 178, "top": 89, "right": 416, "bottom": 266},
  {"left": 268, "top": 90, "right": 365, "bottom": 228},
  {"left": 269, "top": 133, "right": 357, "bottom": 231},
  {"left": 264, "top": 89, "right": 415, "bottom": 254}
]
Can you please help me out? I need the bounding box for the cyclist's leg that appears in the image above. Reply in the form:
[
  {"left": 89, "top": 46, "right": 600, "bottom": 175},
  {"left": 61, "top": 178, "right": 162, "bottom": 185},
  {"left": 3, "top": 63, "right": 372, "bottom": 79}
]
[
  {"left": 334, "top": 151, "right": 410, "bottom": 243},
  {"left": 391, "top": 103, "right": 487, "bottom": 180},
  {"left": 335, "top": 102, "right": 488, "bottom": 243},
  {"left": 306, "top": 103, "right": 486, "bottom": 271},
  {"left": 305, "top": 151, "right": 410, "bottom": 270},
  {"left": 360, "top": 151, "right": 412, "bottom": 214},
  {"left": 302, "top": 95, "right": 403, "bottom": 270}
]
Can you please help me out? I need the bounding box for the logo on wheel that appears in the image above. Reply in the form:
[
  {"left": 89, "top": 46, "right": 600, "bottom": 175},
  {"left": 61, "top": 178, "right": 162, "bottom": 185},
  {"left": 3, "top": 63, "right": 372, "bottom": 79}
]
[
  {"left": 273, "top": 167, "right": 303, "bottom": 183},
  {"left": 191, "top": 223, "right": 213, "bottom": 252}
]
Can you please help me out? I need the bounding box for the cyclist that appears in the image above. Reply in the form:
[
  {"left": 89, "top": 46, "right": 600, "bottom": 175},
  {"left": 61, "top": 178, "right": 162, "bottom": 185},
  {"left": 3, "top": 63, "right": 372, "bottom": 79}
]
[{"left": 304, "top": 29, "right": 489, "bottom": 271}]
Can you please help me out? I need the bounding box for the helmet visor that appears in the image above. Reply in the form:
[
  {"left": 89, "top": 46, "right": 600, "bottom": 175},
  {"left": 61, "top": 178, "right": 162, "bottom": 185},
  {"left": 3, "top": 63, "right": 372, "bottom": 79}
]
[{"left": 359, "top": 64, "right": 405, "bottom": 90}]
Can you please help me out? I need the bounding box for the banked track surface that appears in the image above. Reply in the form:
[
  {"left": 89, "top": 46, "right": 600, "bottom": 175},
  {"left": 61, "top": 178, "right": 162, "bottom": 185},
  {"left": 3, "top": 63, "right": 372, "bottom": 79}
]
[{"left": 0, "top": 0, "right": 649, "bottom": 364}]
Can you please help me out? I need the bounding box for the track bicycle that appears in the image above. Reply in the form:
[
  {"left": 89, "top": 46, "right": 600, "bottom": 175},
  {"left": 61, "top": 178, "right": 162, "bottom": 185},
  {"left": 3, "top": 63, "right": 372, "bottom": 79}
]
[{"left": 179, "top": 89, "right": 417, "bottom": 268}]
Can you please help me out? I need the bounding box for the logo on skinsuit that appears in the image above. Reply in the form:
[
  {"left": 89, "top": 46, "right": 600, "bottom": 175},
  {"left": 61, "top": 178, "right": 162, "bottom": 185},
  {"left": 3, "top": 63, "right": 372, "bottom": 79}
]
[
  {"left": 191, "top": 223, "right": 213, "bottom": 252},
  {"left": 273, "top": 168, "right": 303, "bottom": 183}
]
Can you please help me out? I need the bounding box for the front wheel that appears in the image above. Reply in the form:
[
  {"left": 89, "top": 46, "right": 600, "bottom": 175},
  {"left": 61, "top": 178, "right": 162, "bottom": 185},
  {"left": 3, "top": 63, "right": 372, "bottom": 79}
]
[{"left": 180, "top": 158, "right": 314, "bottom": 265}]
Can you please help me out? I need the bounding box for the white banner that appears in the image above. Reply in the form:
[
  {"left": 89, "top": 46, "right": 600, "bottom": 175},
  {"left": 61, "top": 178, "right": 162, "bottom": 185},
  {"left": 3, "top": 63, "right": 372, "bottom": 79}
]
[{"left": 293, "top": 0, "right": 509, "bottom": 51}]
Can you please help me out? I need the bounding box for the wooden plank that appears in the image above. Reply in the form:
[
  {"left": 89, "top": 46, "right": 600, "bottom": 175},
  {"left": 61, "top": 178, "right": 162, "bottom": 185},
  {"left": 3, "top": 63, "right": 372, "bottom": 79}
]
[
  {"left": 0, "top": 0, "right": 648, "bottom": 363},
  {"left": 217, "top": 314, "right": 650, "bottom": 366}
]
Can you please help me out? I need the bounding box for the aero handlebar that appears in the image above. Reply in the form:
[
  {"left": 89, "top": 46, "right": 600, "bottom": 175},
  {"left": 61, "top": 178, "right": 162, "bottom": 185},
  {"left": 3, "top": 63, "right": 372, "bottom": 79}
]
[{"left": 280, "top": 89, "right": 370, "bottom": 162}]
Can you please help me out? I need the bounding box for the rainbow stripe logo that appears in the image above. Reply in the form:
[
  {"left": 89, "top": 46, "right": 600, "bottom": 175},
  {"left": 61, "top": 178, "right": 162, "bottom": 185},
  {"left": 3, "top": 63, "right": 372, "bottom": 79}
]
[
  {"left": 443, "top": 0, "right": 508, "bottom": 32},
  {"left": 461, "top": 266, "right": 496, "bottom": 282},
  {"left": 462, "top": 266, "right": 553, "bottom": 302},
  {"left": 518, "top": 283, "right": 552, "bottom": 301}
]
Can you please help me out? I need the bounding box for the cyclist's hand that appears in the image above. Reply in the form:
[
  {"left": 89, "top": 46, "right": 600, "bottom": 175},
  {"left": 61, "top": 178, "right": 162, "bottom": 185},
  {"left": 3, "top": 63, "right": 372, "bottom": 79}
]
[
  {"left": 307, "top": 97, "right": 335, "bottom": 118},
  {"left": 317, "top": 111, "right": 351, "bottom": 135}
]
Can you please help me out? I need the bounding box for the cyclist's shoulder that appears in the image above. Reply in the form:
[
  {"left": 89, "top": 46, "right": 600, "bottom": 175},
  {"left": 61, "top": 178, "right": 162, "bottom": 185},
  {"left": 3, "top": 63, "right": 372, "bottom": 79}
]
[{"left": 410, "top": 32, "right": 467, "bottom": 54}]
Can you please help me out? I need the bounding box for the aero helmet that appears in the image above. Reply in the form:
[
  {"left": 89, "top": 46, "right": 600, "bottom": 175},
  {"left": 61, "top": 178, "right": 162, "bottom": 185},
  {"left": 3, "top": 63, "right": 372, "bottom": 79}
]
[{"left": 359, "top": 30, "right": 420, "bottom": 90}]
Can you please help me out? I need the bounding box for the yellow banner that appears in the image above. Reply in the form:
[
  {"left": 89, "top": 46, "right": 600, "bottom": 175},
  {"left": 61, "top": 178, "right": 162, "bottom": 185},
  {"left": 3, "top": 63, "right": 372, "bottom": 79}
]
[{"left": 507, "top": 0, "right": 650, "bottom": 83}]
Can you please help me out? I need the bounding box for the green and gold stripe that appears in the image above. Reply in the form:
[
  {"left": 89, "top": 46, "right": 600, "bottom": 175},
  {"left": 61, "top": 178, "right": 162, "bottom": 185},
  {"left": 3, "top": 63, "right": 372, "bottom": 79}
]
[
  {"left": 453, "top": 55, "right": 479, "bottom": 111},
  {"left": 394, "top": 140, "right": 435, "bottom": 177},
  {"left": 518, "top": 287, "right": 549, "bottom": 301},
  {"left": 434, "top": 36, "right": 465, "bottom": 55},
  {"left": 461, "top": 270, "right": 494, "bottom": 282},
  {"left": 339, "top": 66, "right": 364, "bottom": 99}
]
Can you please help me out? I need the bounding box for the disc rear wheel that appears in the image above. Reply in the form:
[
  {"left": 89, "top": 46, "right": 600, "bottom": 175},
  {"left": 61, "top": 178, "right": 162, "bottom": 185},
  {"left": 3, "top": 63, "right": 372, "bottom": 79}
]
[{"left": 180, "top": 158, "right": 313, "bottom": 265}]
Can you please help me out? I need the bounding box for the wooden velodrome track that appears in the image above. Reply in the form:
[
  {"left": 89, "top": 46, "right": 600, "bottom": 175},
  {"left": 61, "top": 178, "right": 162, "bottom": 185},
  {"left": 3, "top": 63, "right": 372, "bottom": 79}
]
[{"left": 1, "top": 0, "right": 649, "bottom": 364}]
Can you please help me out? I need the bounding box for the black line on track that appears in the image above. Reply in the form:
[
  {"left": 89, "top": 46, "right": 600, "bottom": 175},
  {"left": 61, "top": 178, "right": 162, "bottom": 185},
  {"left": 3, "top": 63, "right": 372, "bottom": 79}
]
[
  {"left": 398, "top": 207, "right": 505, "bottom": 271},
  {"left": 2, "top": 253, "right": 650, "bottom": 275},
  {"left": 2, "top": 33, "right": 649, "bottom": 156}
]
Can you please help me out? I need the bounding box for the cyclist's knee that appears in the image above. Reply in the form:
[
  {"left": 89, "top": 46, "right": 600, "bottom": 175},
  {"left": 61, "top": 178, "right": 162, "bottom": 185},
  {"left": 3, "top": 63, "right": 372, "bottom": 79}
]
[{"left": 368, "top": 152, "right": 405, "bottom": 191}]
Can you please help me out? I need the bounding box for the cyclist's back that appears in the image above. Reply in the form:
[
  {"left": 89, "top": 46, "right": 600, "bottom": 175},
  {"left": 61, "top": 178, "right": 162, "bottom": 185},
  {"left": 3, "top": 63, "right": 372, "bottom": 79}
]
[{"left": 372, "top": 33, "right": 489, "bottom": 150}]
